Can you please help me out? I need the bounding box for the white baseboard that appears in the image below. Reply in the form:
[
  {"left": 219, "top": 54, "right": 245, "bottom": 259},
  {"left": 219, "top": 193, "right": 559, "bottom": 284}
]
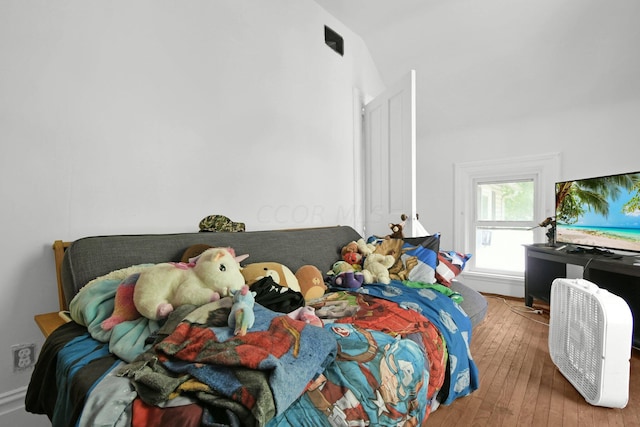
[
  {"left": 459, "top": 272, "right": 524, "bottom": 298},
  {"left": 0, "top": 386, "right": 49, "bottom": 426},
  {"left": 0, "top": 386, "right": 26, "bottom": 416}
]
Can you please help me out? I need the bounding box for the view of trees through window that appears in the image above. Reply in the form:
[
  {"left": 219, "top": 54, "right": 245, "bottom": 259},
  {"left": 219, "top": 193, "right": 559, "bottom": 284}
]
[{"left": 474, "top": 180, "right": 535, "bottom": 273}]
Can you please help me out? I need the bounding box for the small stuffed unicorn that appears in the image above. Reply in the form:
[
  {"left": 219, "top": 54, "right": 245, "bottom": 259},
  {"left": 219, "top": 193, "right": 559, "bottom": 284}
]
[{"left": 228, "top": 285, "right": 256, "bottom": 336}]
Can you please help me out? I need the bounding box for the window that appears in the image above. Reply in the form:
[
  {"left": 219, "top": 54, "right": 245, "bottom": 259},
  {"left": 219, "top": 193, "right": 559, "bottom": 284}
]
[
  {"left": 454, "top": 153, "right": 559, "bottom": 278},
  {"left": 474, "top": 179, "right": 535, "bottom": 274}
]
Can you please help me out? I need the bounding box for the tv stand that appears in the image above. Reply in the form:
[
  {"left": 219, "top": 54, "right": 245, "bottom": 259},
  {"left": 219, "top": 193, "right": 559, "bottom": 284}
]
[
  {"left": 564, "top": 245, "right": 622, "bottom": 258},
  {"left": 524, "top": 244, "right": 640, "bottom": 347}
]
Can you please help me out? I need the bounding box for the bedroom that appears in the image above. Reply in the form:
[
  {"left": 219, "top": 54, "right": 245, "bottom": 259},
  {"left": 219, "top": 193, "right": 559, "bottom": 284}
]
[{"left": 1, "top": 0, "right": 639, "bottom": 425}]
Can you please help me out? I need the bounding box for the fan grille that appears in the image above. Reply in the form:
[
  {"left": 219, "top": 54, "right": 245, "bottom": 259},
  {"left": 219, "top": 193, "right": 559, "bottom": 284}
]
[{"left": 550, "top": 283, "right": 604, "bottom": 402}]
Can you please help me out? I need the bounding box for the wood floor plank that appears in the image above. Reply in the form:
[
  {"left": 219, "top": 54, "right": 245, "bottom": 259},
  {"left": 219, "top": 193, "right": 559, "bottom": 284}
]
[
  {"left": 624, "top": 353, "right": 640, "bottom": 427},
  {"left": 472, "top": 300, "right": 528, "bottom": 425},
  {"left": 532, "top": 349, "right": 554, "bottom": 425},
  {"left": 548, "top": 367, "right": 566, "bottom": 425},
  {"left": 516, "top": 326, "right": 547, "bottom": 426},
  {"left": 493, "top": 312, "right": 534, "bottom": 426},
  {"left": 500, "top": 311, "right": 539, "bottom": 425},
  {"left": 426, "top": 294, "right": 639, "bottom": 426}
]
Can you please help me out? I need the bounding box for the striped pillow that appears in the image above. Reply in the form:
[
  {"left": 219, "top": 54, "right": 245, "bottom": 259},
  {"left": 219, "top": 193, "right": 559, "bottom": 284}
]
[{"left": 436, "top": 251, "right": 472, "bottom": 286}]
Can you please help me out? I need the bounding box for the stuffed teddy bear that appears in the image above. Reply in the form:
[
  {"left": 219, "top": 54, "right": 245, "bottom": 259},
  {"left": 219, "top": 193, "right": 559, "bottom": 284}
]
[
  {"left": 373, "top": 238, "right": 408, "bottom": 280},
  {"left": 341, "top": 241, "right": 363, "bottom": 266},
  {"left": 356, "top": 238, "right": 376, "bottom": 256},
  {"left": 133, "top": 247, "right": 246, "bottom": 320},
  {"left": 361, "top": 253, "right": 395, "bottom": 284},
  {"left": 294, "top": 265, "right": 327, "bottom": 301},
  {"left": 241, "top": 262, "right": 302, "bottom": 293},
  {"left": 228, "top": 285, "right": 256, "bottom": 336},
  {"left": 373, "top": 238, "right": 404, "bottom": 259},
  {"left": 341, "top": 239, "right": 378, "bottom": 269},
  {"left": 373, "top": 238, "right": 421, "bottom": 281}
]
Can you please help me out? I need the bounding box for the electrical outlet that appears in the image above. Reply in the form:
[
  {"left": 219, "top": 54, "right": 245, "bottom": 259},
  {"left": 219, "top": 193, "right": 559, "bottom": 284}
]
[{"left": 11, "top": 343, "right": 36, "bottom": 372}]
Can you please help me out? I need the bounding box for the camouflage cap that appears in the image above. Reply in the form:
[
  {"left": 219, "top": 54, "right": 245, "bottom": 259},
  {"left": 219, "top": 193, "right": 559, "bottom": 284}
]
[{"left": 198, "top": 214, "right": 246, "bottom": 232}]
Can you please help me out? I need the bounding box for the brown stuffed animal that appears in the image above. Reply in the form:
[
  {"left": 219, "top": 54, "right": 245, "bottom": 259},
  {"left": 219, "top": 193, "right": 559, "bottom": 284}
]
[
  {"left": 241, "top": 262, "right": 302, "bottom": 293},
  {"left": 341, "top": 238, "right": 378, "bottom": 268},
  {"left": 374, "top": 236, "right": 417, "bottom": 281},
  {"left": 388, "top": 223, "right": 404, "bottom": 239},
  {"left": 387, "top": 214, "right": 407, "bottom": 239},
  {"left": 295, "top": 265, "right": 327, "bottom": 301}
]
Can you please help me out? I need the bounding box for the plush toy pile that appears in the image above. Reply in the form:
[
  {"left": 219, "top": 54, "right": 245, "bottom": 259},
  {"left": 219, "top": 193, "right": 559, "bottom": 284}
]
[
  {"left": 102, "top": 229, "right": 471, "bottom": 335},
  {"left": 329, "top": 225, "right": 472, "bottom": 293},
  {"left": 102, "top": 243, "right": 327, "bottom": 334}
]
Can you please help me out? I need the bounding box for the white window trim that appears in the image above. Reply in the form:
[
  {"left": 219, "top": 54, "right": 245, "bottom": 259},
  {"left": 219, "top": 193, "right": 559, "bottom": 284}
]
[{"left": 453, "top": 153, "right": 560, "bottom": 295}]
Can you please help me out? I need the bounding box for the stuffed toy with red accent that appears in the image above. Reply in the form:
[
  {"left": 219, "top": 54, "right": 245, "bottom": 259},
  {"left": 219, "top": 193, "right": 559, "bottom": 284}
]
[{"left": 340, "top": 238, "right": 376, "bottom": 268}]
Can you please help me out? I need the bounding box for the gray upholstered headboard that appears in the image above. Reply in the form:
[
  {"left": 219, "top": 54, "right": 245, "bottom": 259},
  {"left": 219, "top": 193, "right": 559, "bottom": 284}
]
[{"left": 59, "top": 226, "right": 363, "bottom": 310}]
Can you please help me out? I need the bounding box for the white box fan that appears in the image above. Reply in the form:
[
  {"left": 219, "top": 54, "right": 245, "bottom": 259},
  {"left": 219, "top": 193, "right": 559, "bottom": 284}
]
[{"left": 549, "top": 278, "right": 633, "bottom": 408}]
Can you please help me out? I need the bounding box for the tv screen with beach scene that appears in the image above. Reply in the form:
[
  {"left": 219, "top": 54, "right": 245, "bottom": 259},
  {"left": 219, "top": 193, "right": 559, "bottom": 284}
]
[{"left": 555, "top": 171, "right": 640, "bottom": 253}]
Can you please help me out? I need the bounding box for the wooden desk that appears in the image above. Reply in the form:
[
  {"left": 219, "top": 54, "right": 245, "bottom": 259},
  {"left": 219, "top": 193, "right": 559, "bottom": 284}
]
[
  {"left": 524, "top": 244, "right": 640, "bottom": 347},
  {"left": 35, "top": 312, "right": 67, "bottom": 338}
]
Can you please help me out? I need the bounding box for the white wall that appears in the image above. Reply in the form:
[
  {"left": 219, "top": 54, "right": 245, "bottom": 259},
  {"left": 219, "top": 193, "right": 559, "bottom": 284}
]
[
  {"left": 429, "top": 101, "right": 640, "bottom": 296},
  {"left": 358, "top": 0, "right": 640, "bottom": 295},
  {"left": 418, "top": 0, "right": 640, "bottom": 296},
  {"left": 415, "top": 1, "right": 640, "bottom": 296},
  {"left": 424, "top": 100, "right": 640, "bottom": 249},
  {"left": 358, "top": 0, "right": 640, "bottom": 243},
  {"left": 0, "top": 0, "right": 384, "bottom": 421}
]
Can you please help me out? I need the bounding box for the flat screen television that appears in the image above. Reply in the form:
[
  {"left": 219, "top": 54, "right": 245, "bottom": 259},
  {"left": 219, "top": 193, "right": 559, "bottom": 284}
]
[{"left": 555, "top": 170, "right": 640, "bottom": 253}]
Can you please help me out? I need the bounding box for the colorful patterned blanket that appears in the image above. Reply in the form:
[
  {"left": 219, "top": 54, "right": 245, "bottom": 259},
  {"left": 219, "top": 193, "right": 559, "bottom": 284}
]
[
  {"left": 267, "top": 281, "right": 479, "bottom": 426},
  {"left": 29, "top": 268, "right": 478, "bottom": 426},
  {"left": 356, "top": 281, "right": 479, "bottom": 404},
  {"left": 119, "top": 301, "right": 338, "bottom": 426}
]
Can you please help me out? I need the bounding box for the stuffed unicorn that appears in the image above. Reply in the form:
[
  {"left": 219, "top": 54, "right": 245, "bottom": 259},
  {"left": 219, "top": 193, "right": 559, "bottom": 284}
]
[
  {"left": 102, "top": 247, "right": 247, "bottom": 329},
  {"left": 228, "top": 285, "right": 256, "bottom": 336},
  {"left": 133, "top": 247, "right": 247, "bottom": 321}
]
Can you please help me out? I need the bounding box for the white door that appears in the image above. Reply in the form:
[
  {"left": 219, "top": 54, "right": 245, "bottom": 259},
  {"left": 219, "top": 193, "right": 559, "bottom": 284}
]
[{"left": 364, "top": 70, "right": 425, "bottom": 237}]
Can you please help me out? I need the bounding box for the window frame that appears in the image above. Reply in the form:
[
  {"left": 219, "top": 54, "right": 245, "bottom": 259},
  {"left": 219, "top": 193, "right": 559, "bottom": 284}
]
[
  {"left": 472, "top": 177, "right": 537, "bottom": 275},
  {"left": 454, "top": 153, "right": 560, "bottom": 279}
]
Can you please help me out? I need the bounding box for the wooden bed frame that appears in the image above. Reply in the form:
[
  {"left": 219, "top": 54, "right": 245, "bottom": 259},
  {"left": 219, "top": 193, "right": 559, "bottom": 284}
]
[{"left": 34, "top": 240, "right": 71, "bottom": 337}]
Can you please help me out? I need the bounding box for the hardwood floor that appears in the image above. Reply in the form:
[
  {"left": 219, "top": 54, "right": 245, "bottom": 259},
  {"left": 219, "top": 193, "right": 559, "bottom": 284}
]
[{"left": 427, "top": 294, "right": 640, "bottom": 427}]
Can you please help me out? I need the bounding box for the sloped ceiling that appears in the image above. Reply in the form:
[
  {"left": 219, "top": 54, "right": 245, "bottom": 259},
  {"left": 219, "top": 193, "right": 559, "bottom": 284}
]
[{"left": 314, "top": 0, "right": 640, "bottom": 135}]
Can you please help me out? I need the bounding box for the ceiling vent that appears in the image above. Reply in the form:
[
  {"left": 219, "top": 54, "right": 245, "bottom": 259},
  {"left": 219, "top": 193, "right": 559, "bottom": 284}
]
[{"left": 324, "top": 25, "right": 344, "bottom": 56}]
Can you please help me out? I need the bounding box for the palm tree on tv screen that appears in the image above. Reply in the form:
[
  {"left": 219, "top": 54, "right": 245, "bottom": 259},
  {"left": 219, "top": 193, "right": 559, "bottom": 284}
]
[{"left": 556, "top": 173, "right": 640, "bottom": 225}]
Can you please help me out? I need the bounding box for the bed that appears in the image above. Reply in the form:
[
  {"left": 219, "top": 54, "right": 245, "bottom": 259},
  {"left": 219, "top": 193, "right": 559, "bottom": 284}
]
[{"left": 26, "top": 225, "right": 487, "bottom": 426}]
